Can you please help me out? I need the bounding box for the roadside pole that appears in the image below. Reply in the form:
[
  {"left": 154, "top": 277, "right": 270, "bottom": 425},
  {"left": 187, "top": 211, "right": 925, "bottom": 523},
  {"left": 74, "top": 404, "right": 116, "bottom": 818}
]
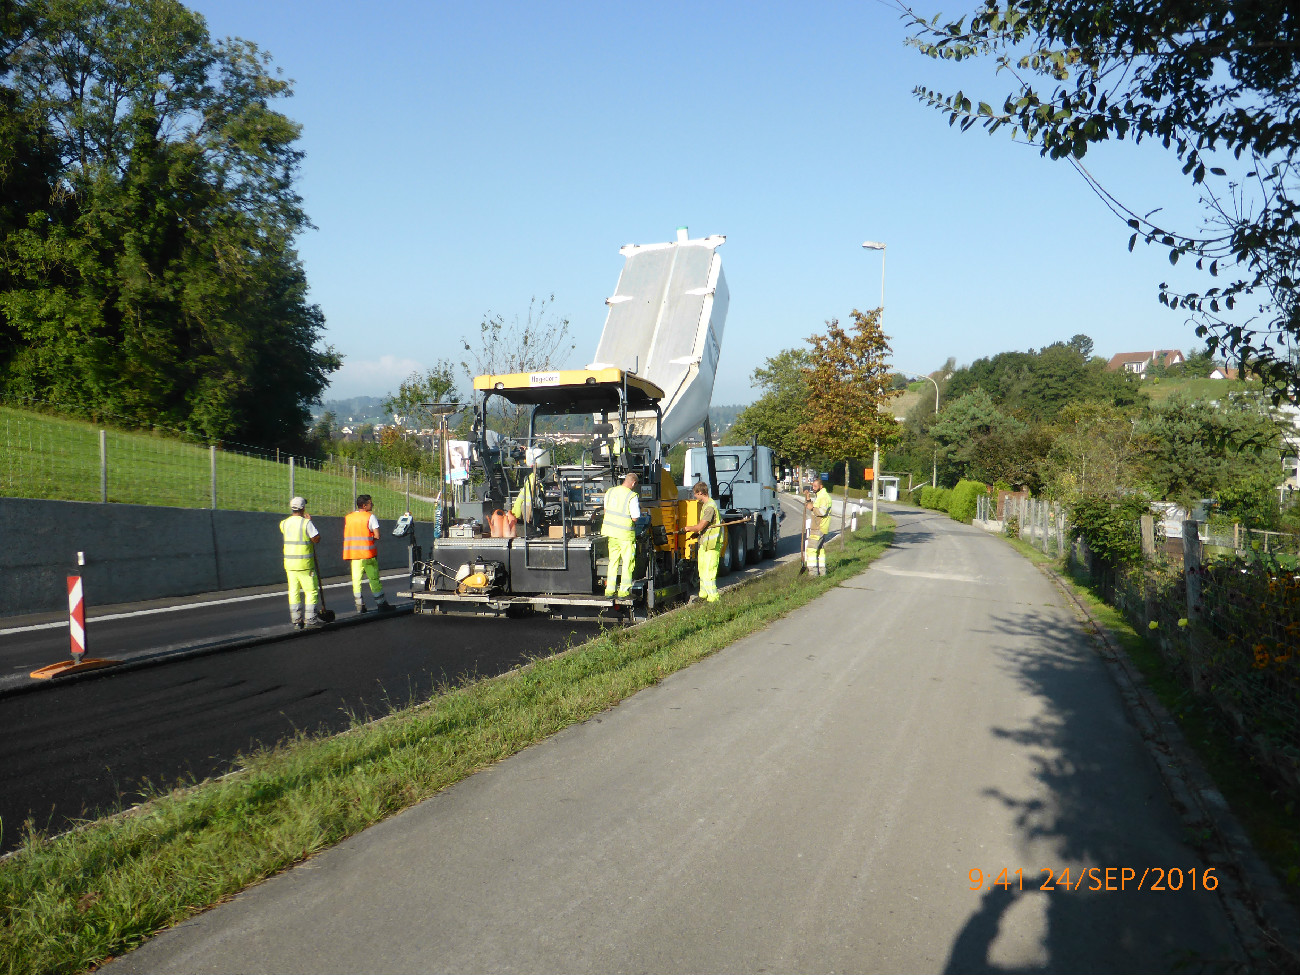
[{"left": 870, "top": 442, "right": 879, "bottom": 529}]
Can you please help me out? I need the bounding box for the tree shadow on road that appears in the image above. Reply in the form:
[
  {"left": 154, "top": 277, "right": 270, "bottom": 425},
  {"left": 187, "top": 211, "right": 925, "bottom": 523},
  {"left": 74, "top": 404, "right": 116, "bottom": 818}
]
[{"left": 941, "top": 607, "right": 1243, "bottom": 974}]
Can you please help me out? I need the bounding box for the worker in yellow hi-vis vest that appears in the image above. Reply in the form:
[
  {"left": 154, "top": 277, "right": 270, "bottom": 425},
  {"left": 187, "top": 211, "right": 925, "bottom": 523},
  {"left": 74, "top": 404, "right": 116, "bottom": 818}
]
[
  {"left": 600, "top": 472, "right": 640, "bottom": 598},
  {"left": 343, "top": 494, "right": 392, "bottom": 614},
  {"left": 805, "top": 476, "right": 833, "bottom": 576},
  {"left": 685, "top": 480, "right": 724, "bottom": 601},
  {"left": 280, "top": 496, "right": 323, "bottom": 628}
]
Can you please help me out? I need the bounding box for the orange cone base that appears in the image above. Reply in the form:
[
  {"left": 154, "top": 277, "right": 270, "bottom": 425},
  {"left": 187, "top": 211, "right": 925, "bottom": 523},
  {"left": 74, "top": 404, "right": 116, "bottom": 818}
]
[{"left": 30, "top": 658, "right": 121, "bottom": 680}]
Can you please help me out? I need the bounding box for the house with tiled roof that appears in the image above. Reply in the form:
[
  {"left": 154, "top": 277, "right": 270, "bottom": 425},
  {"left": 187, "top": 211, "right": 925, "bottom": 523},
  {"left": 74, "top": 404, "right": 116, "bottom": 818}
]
[{"left": 1105, "top": 349, "right": 1185, "bottom": 377}]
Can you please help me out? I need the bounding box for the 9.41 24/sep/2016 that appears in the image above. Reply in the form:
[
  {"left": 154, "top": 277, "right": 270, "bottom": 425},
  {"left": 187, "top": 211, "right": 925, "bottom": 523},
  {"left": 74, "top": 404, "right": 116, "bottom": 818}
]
[{"left": 969, "top": 867, "right": 1218, "bottom": 892}]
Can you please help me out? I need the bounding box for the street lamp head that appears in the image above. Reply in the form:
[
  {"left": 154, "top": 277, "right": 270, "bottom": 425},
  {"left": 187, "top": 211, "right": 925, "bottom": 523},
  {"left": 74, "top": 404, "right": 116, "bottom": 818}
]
[{"left": 862, "top": 241, "right": 886, "bottom": 250}]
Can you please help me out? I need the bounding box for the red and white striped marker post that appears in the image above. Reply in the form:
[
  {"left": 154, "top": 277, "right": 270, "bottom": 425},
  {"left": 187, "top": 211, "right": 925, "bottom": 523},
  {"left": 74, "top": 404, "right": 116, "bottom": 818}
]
[{"left": 68, "top": 575, "right": 86, "bottom": 663}]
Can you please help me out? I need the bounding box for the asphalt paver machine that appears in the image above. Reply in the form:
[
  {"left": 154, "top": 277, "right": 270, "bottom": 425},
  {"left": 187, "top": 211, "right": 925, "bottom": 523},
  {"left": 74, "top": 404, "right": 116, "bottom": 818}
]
[{"left": 401, "top": 228, "right": 732, "bottom": 619}]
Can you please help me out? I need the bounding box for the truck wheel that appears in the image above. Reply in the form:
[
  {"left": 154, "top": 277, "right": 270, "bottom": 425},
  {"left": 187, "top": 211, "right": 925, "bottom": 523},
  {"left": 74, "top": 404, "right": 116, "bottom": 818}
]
[
  {"left": 747, "top": 523, "right": 762, "bottom": 564},
  {"left": 718, "top": 528, "right": 734, "bottom": 576},
  {"left": 732, "top": 525, "right": 749, "bottom": 568},
  {"left": 765, "top": 517, "right": 778, "bottom": 558}
]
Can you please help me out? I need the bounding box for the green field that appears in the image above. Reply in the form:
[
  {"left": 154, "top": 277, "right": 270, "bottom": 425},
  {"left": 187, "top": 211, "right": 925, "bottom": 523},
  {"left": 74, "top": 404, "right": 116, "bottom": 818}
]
[
  {"left": 0, "top": 406, "right": 438, "bottom": 521},
  {"left": 1141, "top": 375, "right": 1256, "bottom": 404}
]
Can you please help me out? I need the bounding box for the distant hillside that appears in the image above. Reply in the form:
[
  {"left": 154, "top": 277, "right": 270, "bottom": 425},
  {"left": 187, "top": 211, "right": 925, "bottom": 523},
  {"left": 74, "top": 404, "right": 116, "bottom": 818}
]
[
  {"left": 314, "top": 396, "right": 387, "bottom": 423},
  {"left": 710, "top": 404, "right": 745, "bottom": 432}
]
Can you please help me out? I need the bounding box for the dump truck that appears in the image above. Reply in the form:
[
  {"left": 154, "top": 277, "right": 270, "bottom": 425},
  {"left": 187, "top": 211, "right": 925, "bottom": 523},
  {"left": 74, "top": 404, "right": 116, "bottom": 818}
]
[
  {"left": 681, "top": 443, "right": 782, "bottom": 575},
  {"left": 400, "top": 228, "right": 778, "bottom": 618}
]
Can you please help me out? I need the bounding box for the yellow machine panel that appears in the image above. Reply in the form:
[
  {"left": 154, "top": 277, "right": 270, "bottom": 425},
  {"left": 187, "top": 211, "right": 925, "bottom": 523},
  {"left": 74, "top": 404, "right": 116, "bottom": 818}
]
[{"left": 678, "top": 498, "right": 703, "bottom": 559}]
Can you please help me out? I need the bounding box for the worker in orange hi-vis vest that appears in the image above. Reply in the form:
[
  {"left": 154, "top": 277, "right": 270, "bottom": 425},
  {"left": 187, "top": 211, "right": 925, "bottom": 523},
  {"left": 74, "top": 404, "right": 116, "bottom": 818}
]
[{"left": 342, "top": 494, "right": 392, "bottom": 614}]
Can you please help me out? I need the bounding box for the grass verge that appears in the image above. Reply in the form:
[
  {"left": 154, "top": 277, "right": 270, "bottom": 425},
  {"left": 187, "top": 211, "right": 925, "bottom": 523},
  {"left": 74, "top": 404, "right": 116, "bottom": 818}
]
[
  {"left": 0, "top": 405, "right": 434, "bottom": 520},
  {"left": 0, "top": 520, "right": 893, "bottom": 975},
  {"left": 1003, "top": 535, "right": 1300, "bottom": 917}
]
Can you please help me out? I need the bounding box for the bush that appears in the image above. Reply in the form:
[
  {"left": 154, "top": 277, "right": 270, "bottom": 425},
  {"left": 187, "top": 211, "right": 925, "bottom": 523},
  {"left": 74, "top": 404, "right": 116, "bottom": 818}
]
[
  {"left": 1069, "top": 495, "right": 1151, "bottom": 569},
  {"left": 948, "top": 479, "right": 987, "bottom": 524},
  {"left": 920, "top": 485, "right": 953, "bottom": 510}
]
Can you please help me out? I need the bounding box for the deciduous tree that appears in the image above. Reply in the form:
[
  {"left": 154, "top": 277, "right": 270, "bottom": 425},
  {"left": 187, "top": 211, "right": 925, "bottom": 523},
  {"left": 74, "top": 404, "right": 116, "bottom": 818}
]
[
  {"left": 383, "top": 362, "right": 460, "bottom": 425},
  {"left": 0, "top": 0, "right": 338, "bottom": 444},
  {"left": 730, "top": 347, "right": 815, "bottom": 465},
  {"left": 798, "top": 309, "right": 897, "bottom": 476},
  {"left": 906, "top": 0, "right": 1300, "bottom": 400}
]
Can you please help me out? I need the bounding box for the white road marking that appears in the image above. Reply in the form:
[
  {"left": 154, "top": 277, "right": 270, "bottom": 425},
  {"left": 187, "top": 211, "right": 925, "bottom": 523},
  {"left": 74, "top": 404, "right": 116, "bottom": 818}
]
[
  {"left": 0, "top": 572, "right": 409, "bottom": 636},
  {"left": 872, "top": 565, "right": 983, "bottom": 584}
]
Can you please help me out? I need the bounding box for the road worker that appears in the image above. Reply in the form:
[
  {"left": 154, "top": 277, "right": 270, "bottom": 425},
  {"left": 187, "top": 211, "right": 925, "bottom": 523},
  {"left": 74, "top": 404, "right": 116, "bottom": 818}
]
[
  {"left": 600, "top": 471, "right": 640, "bottom": 598},
  {"left": 684, "top": 480, "right": 724, "bottom": 602},
  {"left": 343, "top": 494, "right": 392, "bottom": 614},
  {"left": 805, "top": 476, "right": 833, "bottom": 576},
  {"left": 511, "top": 462, "right": 544, "bottom": 535},
  {"left": 281, "top": 496, "right": 323, "bottom": 628}
]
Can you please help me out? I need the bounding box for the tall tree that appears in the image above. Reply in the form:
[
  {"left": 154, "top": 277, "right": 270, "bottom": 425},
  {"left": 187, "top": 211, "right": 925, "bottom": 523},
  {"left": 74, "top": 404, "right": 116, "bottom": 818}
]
[
  {"left": 798, "top": 309, "right": 897, "bottom": 471},
  {"left": 907, "top": 0, "right": 1300, "bottom": 401},
  {"left": 730, "top": 347, "right": 814, "bottom": 465},
  {"left": 0, "top": 0, "right": 338, "bottom": 444},
  {"left": 382, "top": 362, "right": 460, "bottom": 424},
  {"left": 1138, "top": 395, "right": 1285, "bottom": 506},
  {"left": 1040, "top": 401, "right": 1151, "bottom": 498}
]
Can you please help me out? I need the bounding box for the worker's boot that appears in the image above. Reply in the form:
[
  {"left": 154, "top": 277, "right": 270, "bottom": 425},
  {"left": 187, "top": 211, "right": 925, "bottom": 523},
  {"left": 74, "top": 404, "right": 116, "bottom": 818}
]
[
  {"left": 305, "top": 608, "right": 327, "bottom": 628},
  {"left": 291, "top": 611, "right": 304, "bottom": 630},
  {"left": 355, "top": 598, "right": 369, "bottom": 615},
  {"left": 376, "top": 597, "right": 394, "bottom": 613}
]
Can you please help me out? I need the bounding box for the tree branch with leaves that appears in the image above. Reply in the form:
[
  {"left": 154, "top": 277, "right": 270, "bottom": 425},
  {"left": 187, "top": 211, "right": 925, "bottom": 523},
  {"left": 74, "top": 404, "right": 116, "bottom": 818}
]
[{"left": 904, "top": 0, "right": 1300, "bottom": 401}]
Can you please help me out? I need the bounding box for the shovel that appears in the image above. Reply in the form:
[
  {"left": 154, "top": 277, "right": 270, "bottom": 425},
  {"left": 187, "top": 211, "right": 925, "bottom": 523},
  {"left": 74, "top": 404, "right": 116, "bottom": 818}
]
[{"left": 309, "top": 544, "right": 337, "bottom": 623}]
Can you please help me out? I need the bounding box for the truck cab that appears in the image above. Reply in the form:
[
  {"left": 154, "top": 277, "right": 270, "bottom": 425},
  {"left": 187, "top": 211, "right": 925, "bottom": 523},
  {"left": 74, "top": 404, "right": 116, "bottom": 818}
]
[{"left": 682, "top": 444, "right": 782, "bottom": 574}]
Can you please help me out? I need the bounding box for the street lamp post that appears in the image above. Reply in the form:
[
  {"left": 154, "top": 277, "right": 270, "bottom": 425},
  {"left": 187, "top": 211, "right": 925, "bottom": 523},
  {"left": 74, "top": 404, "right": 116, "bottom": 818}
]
[
  {"left": 912, "top": 373, "right": 940, "bottom": 488},
  {"left": 863, "top": 241, "right": 885, "bottom": 528}
]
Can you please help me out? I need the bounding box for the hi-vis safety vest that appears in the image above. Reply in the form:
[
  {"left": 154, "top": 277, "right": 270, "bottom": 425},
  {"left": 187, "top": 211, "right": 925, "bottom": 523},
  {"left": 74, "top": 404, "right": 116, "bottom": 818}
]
[
  {"left": 512, "top": 472, "right": 540, "bottom": 518},
  {"left": 280, "top": 515, "right": 314, "bottom": 572},
  {"left": 812, "top": 488, "right": 833, "bottom": 536},
  {"left": 699, "top": 501, "right": 724, "bottom": 552},
  {"left": 601, "top": 485, "right": 636, "bottom": 537},
  {"left": 342, "top": 510, "right": 377, "bottom": 560}
]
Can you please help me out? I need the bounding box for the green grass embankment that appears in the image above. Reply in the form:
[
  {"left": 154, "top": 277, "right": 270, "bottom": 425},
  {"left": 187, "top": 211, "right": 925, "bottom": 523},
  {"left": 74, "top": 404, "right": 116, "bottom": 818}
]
[
  {"left": 0, "top": 519, "right": 894, "bottom": 975},
  {"left": 0, "top": 405, "right": 435, "bottom": 520}
]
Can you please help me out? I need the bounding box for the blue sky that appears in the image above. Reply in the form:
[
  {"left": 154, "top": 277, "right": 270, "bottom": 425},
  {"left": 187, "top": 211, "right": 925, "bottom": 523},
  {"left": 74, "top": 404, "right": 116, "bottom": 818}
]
[{"left": 190, "top": 0, "right": 1213, "bottom": 406}]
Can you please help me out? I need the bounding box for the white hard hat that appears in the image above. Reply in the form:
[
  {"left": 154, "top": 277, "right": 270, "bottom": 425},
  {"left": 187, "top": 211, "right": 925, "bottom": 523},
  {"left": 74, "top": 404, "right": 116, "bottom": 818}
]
[{"left": 290, "top": 496, "right": 307, "bottom": 510}]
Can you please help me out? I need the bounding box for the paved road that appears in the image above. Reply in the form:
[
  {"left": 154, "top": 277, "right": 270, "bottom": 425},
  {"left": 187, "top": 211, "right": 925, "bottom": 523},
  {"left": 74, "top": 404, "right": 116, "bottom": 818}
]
[
  {"left": 0, "top": 501, "right": 813, "bottom": 854},
  {"left": 0, "top": 612, "right": 600, "bottom": 854},
  {"left": 112, "top": 505, "right": 1240, "bottom": 973}
]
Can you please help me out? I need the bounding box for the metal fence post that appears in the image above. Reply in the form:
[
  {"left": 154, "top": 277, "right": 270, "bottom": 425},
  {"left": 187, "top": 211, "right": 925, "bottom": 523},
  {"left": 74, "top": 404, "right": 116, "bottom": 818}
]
[
  {"left": 289, "top": 455, "right": 295, "bottom": 500},
  {"left": 99, "top": 429, "right": 107, "bottom": 503},
  {"left": 352, "top": 465, "right": 357, "bottom": 502},
  {"left": 210, "top": 445, "right": 217, "bottom": 509},
  {"left": 1183, "top": 518, "right": 1203, "bottom": 692}
]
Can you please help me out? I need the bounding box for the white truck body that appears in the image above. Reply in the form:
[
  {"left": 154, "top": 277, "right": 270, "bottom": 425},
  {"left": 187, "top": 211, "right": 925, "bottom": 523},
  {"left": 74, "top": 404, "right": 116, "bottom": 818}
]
[
  {"left": 683, "top": 444, "right": 782, "bottom": 569},
  {"left": 589, "top": 228, "right": 728, "bottom": 447}
]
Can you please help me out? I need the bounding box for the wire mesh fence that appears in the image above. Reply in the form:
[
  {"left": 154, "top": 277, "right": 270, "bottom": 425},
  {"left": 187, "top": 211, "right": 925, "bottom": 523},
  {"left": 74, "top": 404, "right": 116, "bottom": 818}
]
[
  {"left": 1067, "top": 520, "right": 1300, "bottom": 798},
  {"left": 0, "top": 405, "right": 440, "bottom": 521}
]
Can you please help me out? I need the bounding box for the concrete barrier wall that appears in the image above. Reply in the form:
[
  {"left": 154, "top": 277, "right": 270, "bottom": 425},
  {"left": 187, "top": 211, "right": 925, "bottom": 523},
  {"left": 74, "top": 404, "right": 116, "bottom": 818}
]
[{"left": 0, "top": 498, "right": 431, "bottom": 618}]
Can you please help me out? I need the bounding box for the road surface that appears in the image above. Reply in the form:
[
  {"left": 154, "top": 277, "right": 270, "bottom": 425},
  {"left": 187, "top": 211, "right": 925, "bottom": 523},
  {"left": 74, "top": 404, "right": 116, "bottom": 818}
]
[
  {"left": 0, "top": 497, "right": 814, "bottom": 854},
  {"left": 111, "top": 504, "right": 1240, "bottom": 973}
]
